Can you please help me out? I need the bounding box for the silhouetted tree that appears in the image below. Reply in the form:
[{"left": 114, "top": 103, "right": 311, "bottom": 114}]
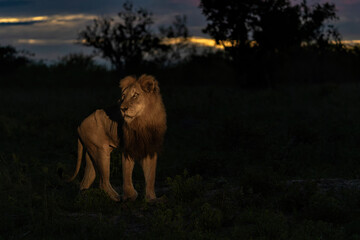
[
  {"left": 252, "top": 0, "right": 302, "bottom": 50},
  {"left": 299, "top": 0, "right": 341, "bottom": 47},
  {"left": 254, "top": 0, "right": 341, "bottom": 50},
  {"left": 0, "top": 45, "right": 31, "bottom": 75},
  {"left": 200, "top": 0, "right": 341, "bottom": 54},
  {"left": 200, "top": 0, "right": 342, "bottom": 87},
  {"left": 78, "top": 1, "right": 167, "bottom": 73},
  {"left": 200, "top": 0, "right": 258, "bottom": 57},
  {"left": 79, "top": 2, "right": 190, "bottom": 73}
]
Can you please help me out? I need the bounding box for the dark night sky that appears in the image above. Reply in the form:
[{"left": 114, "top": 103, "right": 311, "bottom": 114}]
[{"left": 0, "top": 0, "right": 359, "bottom": 61}]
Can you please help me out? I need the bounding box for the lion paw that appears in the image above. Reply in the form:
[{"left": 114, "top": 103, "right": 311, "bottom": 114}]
[
  {"left": 122, "top": 190, "right": 138, "bottom": 201},
  {"left": 111, "top": 195, "right": 121, "bottom": 202}
]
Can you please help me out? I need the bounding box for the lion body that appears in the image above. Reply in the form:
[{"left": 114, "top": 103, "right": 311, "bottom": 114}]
[
  {"left": 67, "top": 75, "right": 166, "bottom": 201},
  {"left": 78, "top": 109, "right": 119, "bottom": 149}
]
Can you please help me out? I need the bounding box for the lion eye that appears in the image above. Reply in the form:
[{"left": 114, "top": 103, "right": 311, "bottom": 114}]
[{"left": 133, "top": 93, "right": 139, "bottom": 98}]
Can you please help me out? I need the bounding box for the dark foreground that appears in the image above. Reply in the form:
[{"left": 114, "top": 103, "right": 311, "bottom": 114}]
[{"left": 1, "top": 83, "right": 360, "bottom": 239}]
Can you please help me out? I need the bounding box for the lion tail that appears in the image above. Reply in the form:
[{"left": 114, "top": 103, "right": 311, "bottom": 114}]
[{"left": 65, "top": 138, "right": 84, "bottom": 182}]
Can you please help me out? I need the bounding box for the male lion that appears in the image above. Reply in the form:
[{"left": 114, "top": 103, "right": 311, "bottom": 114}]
[{"left": 67, "top": 74, "right": 167, "bottom": 202}]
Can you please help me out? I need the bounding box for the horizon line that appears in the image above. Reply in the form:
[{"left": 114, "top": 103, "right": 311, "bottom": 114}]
[{"left": 16, "top": 37, "right": 360, "bottom": 48}]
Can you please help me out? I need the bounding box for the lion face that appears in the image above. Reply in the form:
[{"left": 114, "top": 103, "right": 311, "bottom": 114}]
[
  {"left": 120, "top": 83, "right": 146, "bottom": 122},
  {"left": 119, "top": 75, "right": 158, "bottom": 123}
]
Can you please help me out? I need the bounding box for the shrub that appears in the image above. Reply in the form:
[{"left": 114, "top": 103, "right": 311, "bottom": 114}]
[{"left": 166, "top": 170, "right": 204, "bottom": 203}]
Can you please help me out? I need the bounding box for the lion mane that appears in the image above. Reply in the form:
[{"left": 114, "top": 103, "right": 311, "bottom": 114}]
[{"left": 66, "top": 74, "right": 166, "bottom": 202}]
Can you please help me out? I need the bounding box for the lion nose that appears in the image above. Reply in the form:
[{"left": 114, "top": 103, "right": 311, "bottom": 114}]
[{"left": 120, "top": 106, "right": 128, "bottom": 113}]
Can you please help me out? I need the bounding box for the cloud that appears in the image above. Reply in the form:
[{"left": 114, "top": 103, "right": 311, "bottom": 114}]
[
  {"left": 342, "top": 40, "right": 360, "bottom": 44},
  {"left": 0, "top": 0, "right": 207, "bottom": 35},
  {"left": 0, "top": 16, "right": 47, "bottom": 26},
  {"left": 0, "top": 21, "right": 39, "bottom": 26},
  {"left": 17, "top": 39, "right": 75, "bottom": 45},
  {"left": 0, "top": 14, "right": 97, "bottom": 29},
  {"left": 0, "top": 14, "right": 96, "bottom": 25},
  {"left": 0, "top": 14, "right": 96, "bottom": 50}
]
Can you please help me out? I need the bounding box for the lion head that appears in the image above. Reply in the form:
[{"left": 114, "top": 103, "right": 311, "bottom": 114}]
[{"left": 119, "top": 74, "right": 161, "bottom": 124}]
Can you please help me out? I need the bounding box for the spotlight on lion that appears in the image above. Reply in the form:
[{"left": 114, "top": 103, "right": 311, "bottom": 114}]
[{"left": 63, "top": 75, "right": 166, "bottom": 202}]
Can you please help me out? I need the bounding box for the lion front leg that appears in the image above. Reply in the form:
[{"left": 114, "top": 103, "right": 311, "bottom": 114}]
[
  {"left": 141, "top": 153, "right": 157, "bottom": 201},
  {"left": 122, "top": 154, "right": 138, "bottom": 201}
]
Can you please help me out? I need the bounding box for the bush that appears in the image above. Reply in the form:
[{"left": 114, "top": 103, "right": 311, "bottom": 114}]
[{"left": 166, "top": 170, "right": 204, "bottom": 203}]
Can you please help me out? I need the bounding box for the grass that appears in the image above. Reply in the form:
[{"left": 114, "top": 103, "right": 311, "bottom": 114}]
[{"left": 2, "top": 81, "right": 360, "bottom": 239}]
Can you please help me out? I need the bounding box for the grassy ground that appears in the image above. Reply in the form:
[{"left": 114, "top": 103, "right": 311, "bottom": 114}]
[{"left": 2, "top": 82, "right": 360, "bottom": 239}]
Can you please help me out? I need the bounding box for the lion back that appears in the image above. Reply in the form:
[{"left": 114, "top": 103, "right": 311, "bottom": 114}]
[{"left": 78, "top": 109, "right": 119, "bottom": 149}]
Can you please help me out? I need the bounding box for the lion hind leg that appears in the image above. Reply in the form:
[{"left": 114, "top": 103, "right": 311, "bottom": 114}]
[
  {"left": 96, "top": 150, "right": 120, "bottom": 201},
  {"left": 80, "top": 152, "right": 96, "bottom": 190}
]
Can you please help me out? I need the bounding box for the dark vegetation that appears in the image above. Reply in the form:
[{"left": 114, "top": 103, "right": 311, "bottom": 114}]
[{"left": 1, "top": 0, "right": 360, "bottom": 239}]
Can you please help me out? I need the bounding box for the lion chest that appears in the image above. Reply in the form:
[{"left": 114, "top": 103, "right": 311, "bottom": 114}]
[{"left": 122, "top": 125, "right": 163, "bottom": 160}]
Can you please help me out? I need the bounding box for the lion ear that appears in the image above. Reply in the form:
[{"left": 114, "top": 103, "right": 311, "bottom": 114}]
[
  {"left": 119, "top": 76, "right": 136, "bottom": 90},
  {"left": 139, "top": 74, "right": 158, "bottom": 93}
]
